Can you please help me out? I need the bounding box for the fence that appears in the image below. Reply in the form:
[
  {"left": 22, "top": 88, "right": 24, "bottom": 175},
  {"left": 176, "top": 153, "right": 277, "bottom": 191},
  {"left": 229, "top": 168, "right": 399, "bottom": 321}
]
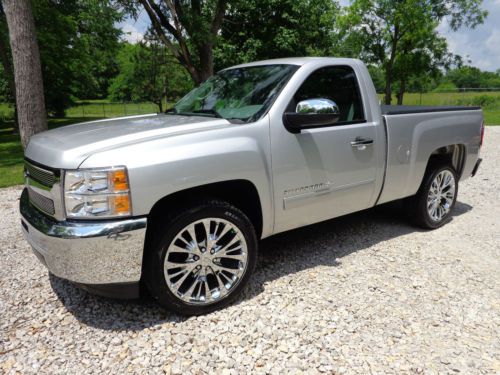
[
  {"left": 2, "top": 90, "right": 500, "bottom": 124},
  {"left": 0, "top": 102, "right": 162, "bottom": 123}
]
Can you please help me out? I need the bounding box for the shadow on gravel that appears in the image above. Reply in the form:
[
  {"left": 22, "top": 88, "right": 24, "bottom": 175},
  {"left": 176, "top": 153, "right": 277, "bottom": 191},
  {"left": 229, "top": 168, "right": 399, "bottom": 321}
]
[{"left": 50, "top": 200, "right": 472, "bottom": 330}]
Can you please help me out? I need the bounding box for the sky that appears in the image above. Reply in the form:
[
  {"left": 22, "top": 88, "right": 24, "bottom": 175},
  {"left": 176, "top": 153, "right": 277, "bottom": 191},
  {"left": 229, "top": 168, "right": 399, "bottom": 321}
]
[{"left": 119, "top": 0, "right": 500, "bottom": 72}]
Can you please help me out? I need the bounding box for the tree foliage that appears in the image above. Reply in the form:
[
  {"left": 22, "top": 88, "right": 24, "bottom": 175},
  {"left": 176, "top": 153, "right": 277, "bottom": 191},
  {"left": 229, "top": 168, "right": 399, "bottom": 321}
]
[
  {"left": 119, "top": 0, "right": 228, "bottom": 85},
  {"left": 340, "top": 0, "right": 487, "bottom": 104},
  {"left": 33, "top": 0, "right": 123, "bottom": 115},
  {"left": 214, "top": 0, "right": 338, "bottom": 69},
  {"left": 108, "top": 38, "right": 193, "bottom": 110},
  {"left": 0, "top": 0, "right": 123, "bottom": 116},
  {"left": 445, "top": 66, "right": 500, "bottom": 89}
]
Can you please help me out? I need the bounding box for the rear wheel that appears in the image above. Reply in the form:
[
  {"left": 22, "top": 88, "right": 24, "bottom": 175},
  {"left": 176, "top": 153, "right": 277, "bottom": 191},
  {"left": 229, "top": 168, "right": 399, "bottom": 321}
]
[
  {"left": 145, "top": 200, "right": 257, "bottom": 315},
  {"left": 409, "top": 163, "right": 458, "bottom": 229}
]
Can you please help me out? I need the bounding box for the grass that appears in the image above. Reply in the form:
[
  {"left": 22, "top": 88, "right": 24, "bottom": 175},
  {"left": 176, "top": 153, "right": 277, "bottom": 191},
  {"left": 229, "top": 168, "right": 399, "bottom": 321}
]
[
  {"left": 379, "top": 91, "right": 500, "bottom": 125},
  {"left": 0, "top": 93, "right": 498, "bottom": 188}
]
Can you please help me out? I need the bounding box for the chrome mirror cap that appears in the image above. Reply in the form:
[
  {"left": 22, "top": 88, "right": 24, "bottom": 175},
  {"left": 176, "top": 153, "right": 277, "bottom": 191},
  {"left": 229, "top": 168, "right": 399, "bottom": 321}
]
[{"left": 296, "top": 98, "right": 340, "bottom": 114}]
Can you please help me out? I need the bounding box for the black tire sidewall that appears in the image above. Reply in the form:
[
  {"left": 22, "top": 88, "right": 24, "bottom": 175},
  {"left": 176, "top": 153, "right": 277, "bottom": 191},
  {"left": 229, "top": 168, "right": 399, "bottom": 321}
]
[
  {"left": 415, "top": 164, "right": 458, "bottom": 229},
  {"left": 146, "top": 201, "right": 258, "bottom": 315}
]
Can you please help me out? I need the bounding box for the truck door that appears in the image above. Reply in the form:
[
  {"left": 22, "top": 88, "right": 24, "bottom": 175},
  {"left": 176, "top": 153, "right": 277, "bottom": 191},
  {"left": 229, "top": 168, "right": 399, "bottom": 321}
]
[{"left": 270, "top": 65, "right": 382, "bottom": 233}]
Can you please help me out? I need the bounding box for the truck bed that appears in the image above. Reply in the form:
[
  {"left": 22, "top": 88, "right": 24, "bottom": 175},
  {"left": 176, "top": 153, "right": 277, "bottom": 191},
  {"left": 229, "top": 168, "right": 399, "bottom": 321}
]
[
  {"left": 381, "top": 105, "right": 481, "bottom": 115},
  {"left": 377, "top": 105, "right": 483, "bottom": 206}
]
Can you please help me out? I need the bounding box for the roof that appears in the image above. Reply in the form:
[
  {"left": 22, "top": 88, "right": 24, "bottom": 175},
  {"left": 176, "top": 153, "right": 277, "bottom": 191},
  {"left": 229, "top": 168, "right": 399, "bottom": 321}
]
[{"left": 225, "top": 57, "right": 359, "bottom": 70}]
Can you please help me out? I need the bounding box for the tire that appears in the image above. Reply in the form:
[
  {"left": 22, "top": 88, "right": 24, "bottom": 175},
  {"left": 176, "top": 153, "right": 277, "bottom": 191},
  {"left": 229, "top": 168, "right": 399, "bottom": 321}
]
[
  {"left": 145, "top": 200, "right": 258, "bottom": 315},
  {"left": 409, "top": 163, "right": 458, "bottom": 229}
]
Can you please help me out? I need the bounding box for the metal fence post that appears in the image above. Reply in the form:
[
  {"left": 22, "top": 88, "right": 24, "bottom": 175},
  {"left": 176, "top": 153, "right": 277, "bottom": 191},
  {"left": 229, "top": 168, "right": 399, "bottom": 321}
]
[
  {"left": 82, "top": 105, "right": 85, "bottom": 118},
  {"left": 103, "top": 103, "right": 106, "bottom": 118}
]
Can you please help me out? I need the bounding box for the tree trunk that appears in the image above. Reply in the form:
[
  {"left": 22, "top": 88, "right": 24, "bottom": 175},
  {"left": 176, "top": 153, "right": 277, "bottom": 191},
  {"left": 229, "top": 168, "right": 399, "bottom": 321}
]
[
  {"left": 397, "top": 79, "right": 406, "bottom": 105},
  {"left": 0, "top": 25, "right": 19, "bottom": 133},
  {"left": 197, "top": 43, "right": 214, "bottom": 83},
  {"left": 384, "top": 25, "right": 400, "bottom": 105},
  {"left": 3, "top": 0, "right": 47, "bottom": 149},
  {"left": 384, "top": 69, "right": 393, "bottom": 105}
]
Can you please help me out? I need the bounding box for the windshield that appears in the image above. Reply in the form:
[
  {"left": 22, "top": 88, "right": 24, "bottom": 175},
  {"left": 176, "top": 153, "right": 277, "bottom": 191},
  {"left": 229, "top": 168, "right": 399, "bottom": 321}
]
[{"left": 171, "top": 64, "right": 298, "bottom": 122}]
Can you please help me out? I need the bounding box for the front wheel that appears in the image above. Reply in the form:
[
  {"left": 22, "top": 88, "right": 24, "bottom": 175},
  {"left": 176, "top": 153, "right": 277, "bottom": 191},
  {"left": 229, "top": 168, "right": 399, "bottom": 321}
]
[
  {"left": 409, "top": 163, "right": 458, "bottom": 229},
  {"left": 145, "top": 200, "right": 257, "bottom": 315}
]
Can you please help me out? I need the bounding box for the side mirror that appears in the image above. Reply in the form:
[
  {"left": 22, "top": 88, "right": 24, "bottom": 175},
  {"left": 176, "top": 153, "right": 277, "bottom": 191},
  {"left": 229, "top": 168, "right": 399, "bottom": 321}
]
[{"left": 283, "top": 98, "right": 340, "bottom": 133}]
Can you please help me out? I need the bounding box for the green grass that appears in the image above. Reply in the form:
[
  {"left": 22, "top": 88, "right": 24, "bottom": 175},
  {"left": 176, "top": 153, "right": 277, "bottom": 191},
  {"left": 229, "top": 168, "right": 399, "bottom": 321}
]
[
  {"left": 379, "top": 91, "right": 500, "bottom": 125},
  {"left": 0, "top": 101, "right": 163, "bottom": 187},
  {"left": 0, "top": 126, "right": 24, "bottom": 188},
  {"left": 0, "top": 117, "right": 96, "bottom": 188},
  {"left": 66, "top": 100, "right": 160, "bottom": 118},
  {"left": 0, "top": 93, "right": 498, "bottom": 188}
]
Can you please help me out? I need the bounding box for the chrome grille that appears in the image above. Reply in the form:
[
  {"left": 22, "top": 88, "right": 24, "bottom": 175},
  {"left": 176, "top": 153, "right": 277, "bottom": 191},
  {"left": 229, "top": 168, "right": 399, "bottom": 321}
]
[
  {"left": 28, "top": 188, "right": 55, "bottom": 215},
  {"left": 25, "top": 161, "right": 56, "bottom": 187}
]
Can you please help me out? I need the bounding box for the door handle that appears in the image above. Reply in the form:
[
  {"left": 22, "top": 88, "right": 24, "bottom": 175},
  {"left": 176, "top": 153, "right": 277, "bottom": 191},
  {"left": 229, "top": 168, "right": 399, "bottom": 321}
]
[{"left": 350, "top": 138, "right": 374, "bottom": 149}]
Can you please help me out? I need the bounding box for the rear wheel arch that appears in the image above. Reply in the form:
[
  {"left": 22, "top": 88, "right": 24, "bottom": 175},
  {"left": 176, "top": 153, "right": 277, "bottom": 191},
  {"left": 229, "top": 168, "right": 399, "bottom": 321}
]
[{"left": 423, "top": 144, "right": 466, "bottom": 180}]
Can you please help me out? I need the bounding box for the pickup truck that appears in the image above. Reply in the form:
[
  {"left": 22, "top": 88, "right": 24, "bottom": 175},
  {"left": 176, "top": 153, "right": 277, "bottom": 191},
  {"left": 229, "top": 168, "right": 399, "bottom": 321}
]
[{"left": 20, "top": 57, "right": 484, "bottom": 315}]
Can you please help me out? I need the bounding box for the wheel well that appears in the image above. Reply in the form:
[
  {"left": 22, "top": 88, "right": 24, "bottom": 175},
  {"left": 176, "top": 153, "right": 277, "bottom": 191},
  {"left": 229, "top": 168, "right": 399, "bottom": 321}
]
[
  {"left": 146, "top": 180, "right": 263, "bottom": 241},
  {"left": 427, "top": 144, "right": 466, "bottom": 177}
]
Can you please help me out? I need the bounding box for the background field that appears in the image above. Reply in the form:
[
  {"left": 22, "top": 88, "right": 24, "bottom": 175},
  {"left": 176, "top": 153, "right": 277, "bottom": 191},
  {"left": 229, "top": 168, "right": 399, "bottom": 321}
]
[{"left": 1, "top": 92, "right": 498, "bottom": 188}]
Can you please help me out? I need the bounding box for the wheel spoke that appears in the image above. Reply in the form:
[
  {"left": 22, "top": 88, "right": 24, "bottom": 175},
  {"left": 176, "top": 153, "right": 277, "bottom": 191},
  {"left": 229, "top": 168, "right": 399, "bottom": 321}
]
[
  {"left": 221, "top": 252, "right": 246, "bottom": 261},
  {"left": 186, "top": 225, "right": 198, "bottom": 246},
  {"left": 168, "top": 244, "right": 193, "bottom": 254},
  {"left": 202, "top": 219, "right": 212, "bottom": 247},
  {"left": 169, "top": 268, "right": 193, "bottom": 290},
  {"left": 218, "top": 235, "right": 240, "bottom": 253}
]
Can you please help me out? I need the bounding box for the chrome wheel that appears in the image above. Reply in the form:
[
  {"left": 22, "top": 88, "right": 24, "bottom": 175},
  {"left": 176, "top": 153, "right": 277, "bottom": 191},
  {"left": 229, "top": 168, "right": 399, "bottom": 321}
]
[
  {"left": 427, "top": 170, "right": 456, "bottom": 222},
  {"left": 163, "top": 218, "right": 248, "bottom": 305}
]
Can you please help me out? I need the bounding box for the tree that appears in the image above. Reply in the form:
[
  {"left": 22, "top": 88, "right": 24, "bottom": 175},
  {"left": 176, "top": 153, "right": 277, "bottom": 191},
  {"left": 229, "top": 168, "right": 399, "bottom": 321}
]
[
  {"left": 3, "top": 0, "right": 47, "bottom": 148},
  {"left": 446, "top": 66, "right": 500, "bottom": 89},
  {"left": 340, "top": 0, "right": 487, "bottom": 104},
  {"left": 120, "top": 0, "right": 227, "bottom": 85},
  {"left": 33, "top": 0, "right": 123, "bottom": 115},
  {"left": 392, "top": 22, "right": 459, "bottom": 104},
  {"left": 0, "top": 4, "right": 17, "bottom": 132},
  {"left": 214, "top": 0, "right": 339, "bottom": 69},
  {"left": 108, "top": 40, "right": 193, "bottom": 109},
  {"left": 1, "top": 1, "right": 123, "bottom": 117}
]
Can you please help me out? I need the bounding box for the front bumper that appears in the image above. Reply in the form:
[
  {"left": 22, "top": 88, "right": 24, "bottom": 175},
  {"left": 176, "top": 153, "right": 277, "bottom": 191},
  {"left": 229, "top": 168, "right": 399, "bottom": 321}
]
[{"left": 20, "top": 188, "right": 147, "bottom": 290}]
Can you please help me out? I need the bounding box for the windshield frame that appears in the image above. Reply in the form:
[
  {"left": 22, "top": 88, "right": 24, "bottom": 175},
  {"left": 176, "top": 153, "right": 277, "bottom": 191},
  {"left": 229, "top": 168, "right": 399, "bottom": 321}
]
[{"left": 169, "top": 64, "right": 300, "bottom": 124}]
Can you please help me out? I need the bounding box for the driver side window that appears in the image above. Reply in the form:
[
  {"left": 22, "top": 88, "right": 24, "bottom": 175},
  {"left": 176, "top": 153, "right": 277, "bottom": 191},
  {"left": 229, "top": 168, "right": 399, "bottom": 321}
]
[{"left": 291, "top": 66, "right": 365, "bottom": 123}]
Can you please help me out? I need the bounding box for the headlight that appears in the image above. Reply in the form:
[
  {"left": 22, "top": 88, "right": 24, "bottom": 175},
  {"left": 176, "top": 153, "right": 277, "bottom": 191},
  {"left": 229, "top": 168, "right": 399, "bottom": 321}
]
[{"left": 64, "top": 167, "right": 131, "bottom": 219}]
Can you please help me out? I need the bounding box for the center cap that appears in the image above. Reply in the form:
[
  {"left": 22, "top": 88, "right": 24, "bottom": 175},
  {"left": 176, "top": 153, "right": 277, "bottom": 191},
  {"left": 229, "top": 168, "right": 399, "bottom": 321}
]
[{"left": 199, "top": 253, "right": 212, "bottom": 267}]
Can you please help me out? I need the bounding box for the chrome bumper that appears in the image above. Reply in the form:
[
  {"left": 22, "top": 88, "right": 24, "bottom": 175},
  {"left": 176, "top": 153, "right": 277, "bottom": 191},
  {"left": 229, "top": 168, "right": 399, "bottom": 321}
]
[{"left": 20, "top": 188, "right": 147, "bottom": 285}]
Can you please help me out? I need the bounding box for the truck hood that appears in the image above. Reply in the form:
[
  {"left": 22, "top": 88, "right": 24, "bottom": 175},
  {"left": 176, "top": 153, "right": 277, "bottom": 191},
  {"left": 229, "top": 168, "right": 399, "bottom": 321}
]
[{"left": 25, "top": 114, "right": 231, "bottom": 169}]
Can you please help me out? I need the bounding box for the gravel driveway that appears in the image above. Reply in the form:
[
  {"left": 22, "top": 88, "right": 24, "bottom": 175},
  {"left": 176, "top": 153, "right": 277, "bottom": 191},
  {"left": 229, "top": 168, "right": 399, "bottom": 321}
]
[{"left": 1, "top": 128, "right": 499, "bottom": 374}]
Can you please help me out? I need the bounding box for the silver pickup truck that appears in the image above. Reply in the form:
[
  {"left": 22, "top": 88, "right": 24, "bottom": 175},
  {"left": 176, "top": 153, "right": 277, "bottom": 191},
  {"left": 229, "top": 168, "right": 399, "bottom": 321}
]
[{"left": 20, "top": 57, "right": 484, "bottom": 315}]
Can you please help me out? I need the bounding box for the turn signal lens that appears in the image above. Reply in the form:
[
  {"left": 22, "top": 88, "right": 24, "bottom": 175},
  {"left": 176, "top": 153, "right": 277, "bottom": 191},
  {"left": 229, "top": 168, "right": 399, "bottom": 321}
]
[
  {"left": 113, "top": 194, "right": 130, "bottom": 214},
  {"left": 110, "top": 169, "right": 129, "bottom": 191}
]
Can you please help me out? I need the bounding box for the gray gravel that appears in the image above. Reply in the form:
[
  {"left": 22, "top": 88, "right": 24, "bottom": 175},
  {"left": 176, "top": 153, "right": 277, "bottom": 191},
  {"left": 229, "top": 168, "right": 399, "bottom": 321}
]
[{"left": 1, "top": 128, "right": 499, "bottom": 374}]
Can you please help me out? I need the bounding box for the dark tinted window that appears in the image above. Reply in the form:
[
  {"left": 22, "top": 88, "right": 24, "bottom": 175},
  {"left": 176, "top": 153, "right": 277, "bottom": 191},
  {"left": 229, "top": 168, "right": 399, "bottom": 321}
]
[{"left": 291, "top": 66, "right": 364, "bottom": 123}]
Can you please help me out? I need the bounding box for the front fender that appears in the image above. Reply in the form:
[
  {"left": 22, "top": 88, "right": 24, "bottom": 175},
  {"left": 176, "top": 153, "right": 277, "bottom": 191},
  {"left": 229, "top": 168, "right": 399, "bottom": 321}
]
[{"left": 79, "top": 120, "right": 274, "bottom": 237}]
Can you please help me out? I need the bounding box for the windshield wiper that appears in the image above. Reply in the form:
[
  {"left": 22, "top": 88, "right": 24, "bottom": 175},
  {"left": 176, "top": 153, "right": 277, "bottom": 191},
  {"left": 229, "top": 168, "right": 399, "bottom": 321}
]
[
  {"left": 164, "top": 108, "right": 224, "bottom": 119},
  {"left": 191, "top": 109, "right": 223, "bottom": 118},
  {"left": 164, "top": 108, "right": 177, "bottom": 115}
]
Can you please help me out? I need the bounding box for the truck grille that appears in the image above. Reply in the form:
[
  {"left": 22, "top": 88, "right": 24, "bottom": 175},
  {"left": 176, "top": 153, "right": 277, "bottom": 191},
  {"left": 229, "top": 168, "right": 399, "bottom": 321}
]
[
  {"left": 28, "top": 188, "right": 55, "bottom": 215},
  {"left": 25, "top": 161, "right": 56, "bottom": 187}
]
